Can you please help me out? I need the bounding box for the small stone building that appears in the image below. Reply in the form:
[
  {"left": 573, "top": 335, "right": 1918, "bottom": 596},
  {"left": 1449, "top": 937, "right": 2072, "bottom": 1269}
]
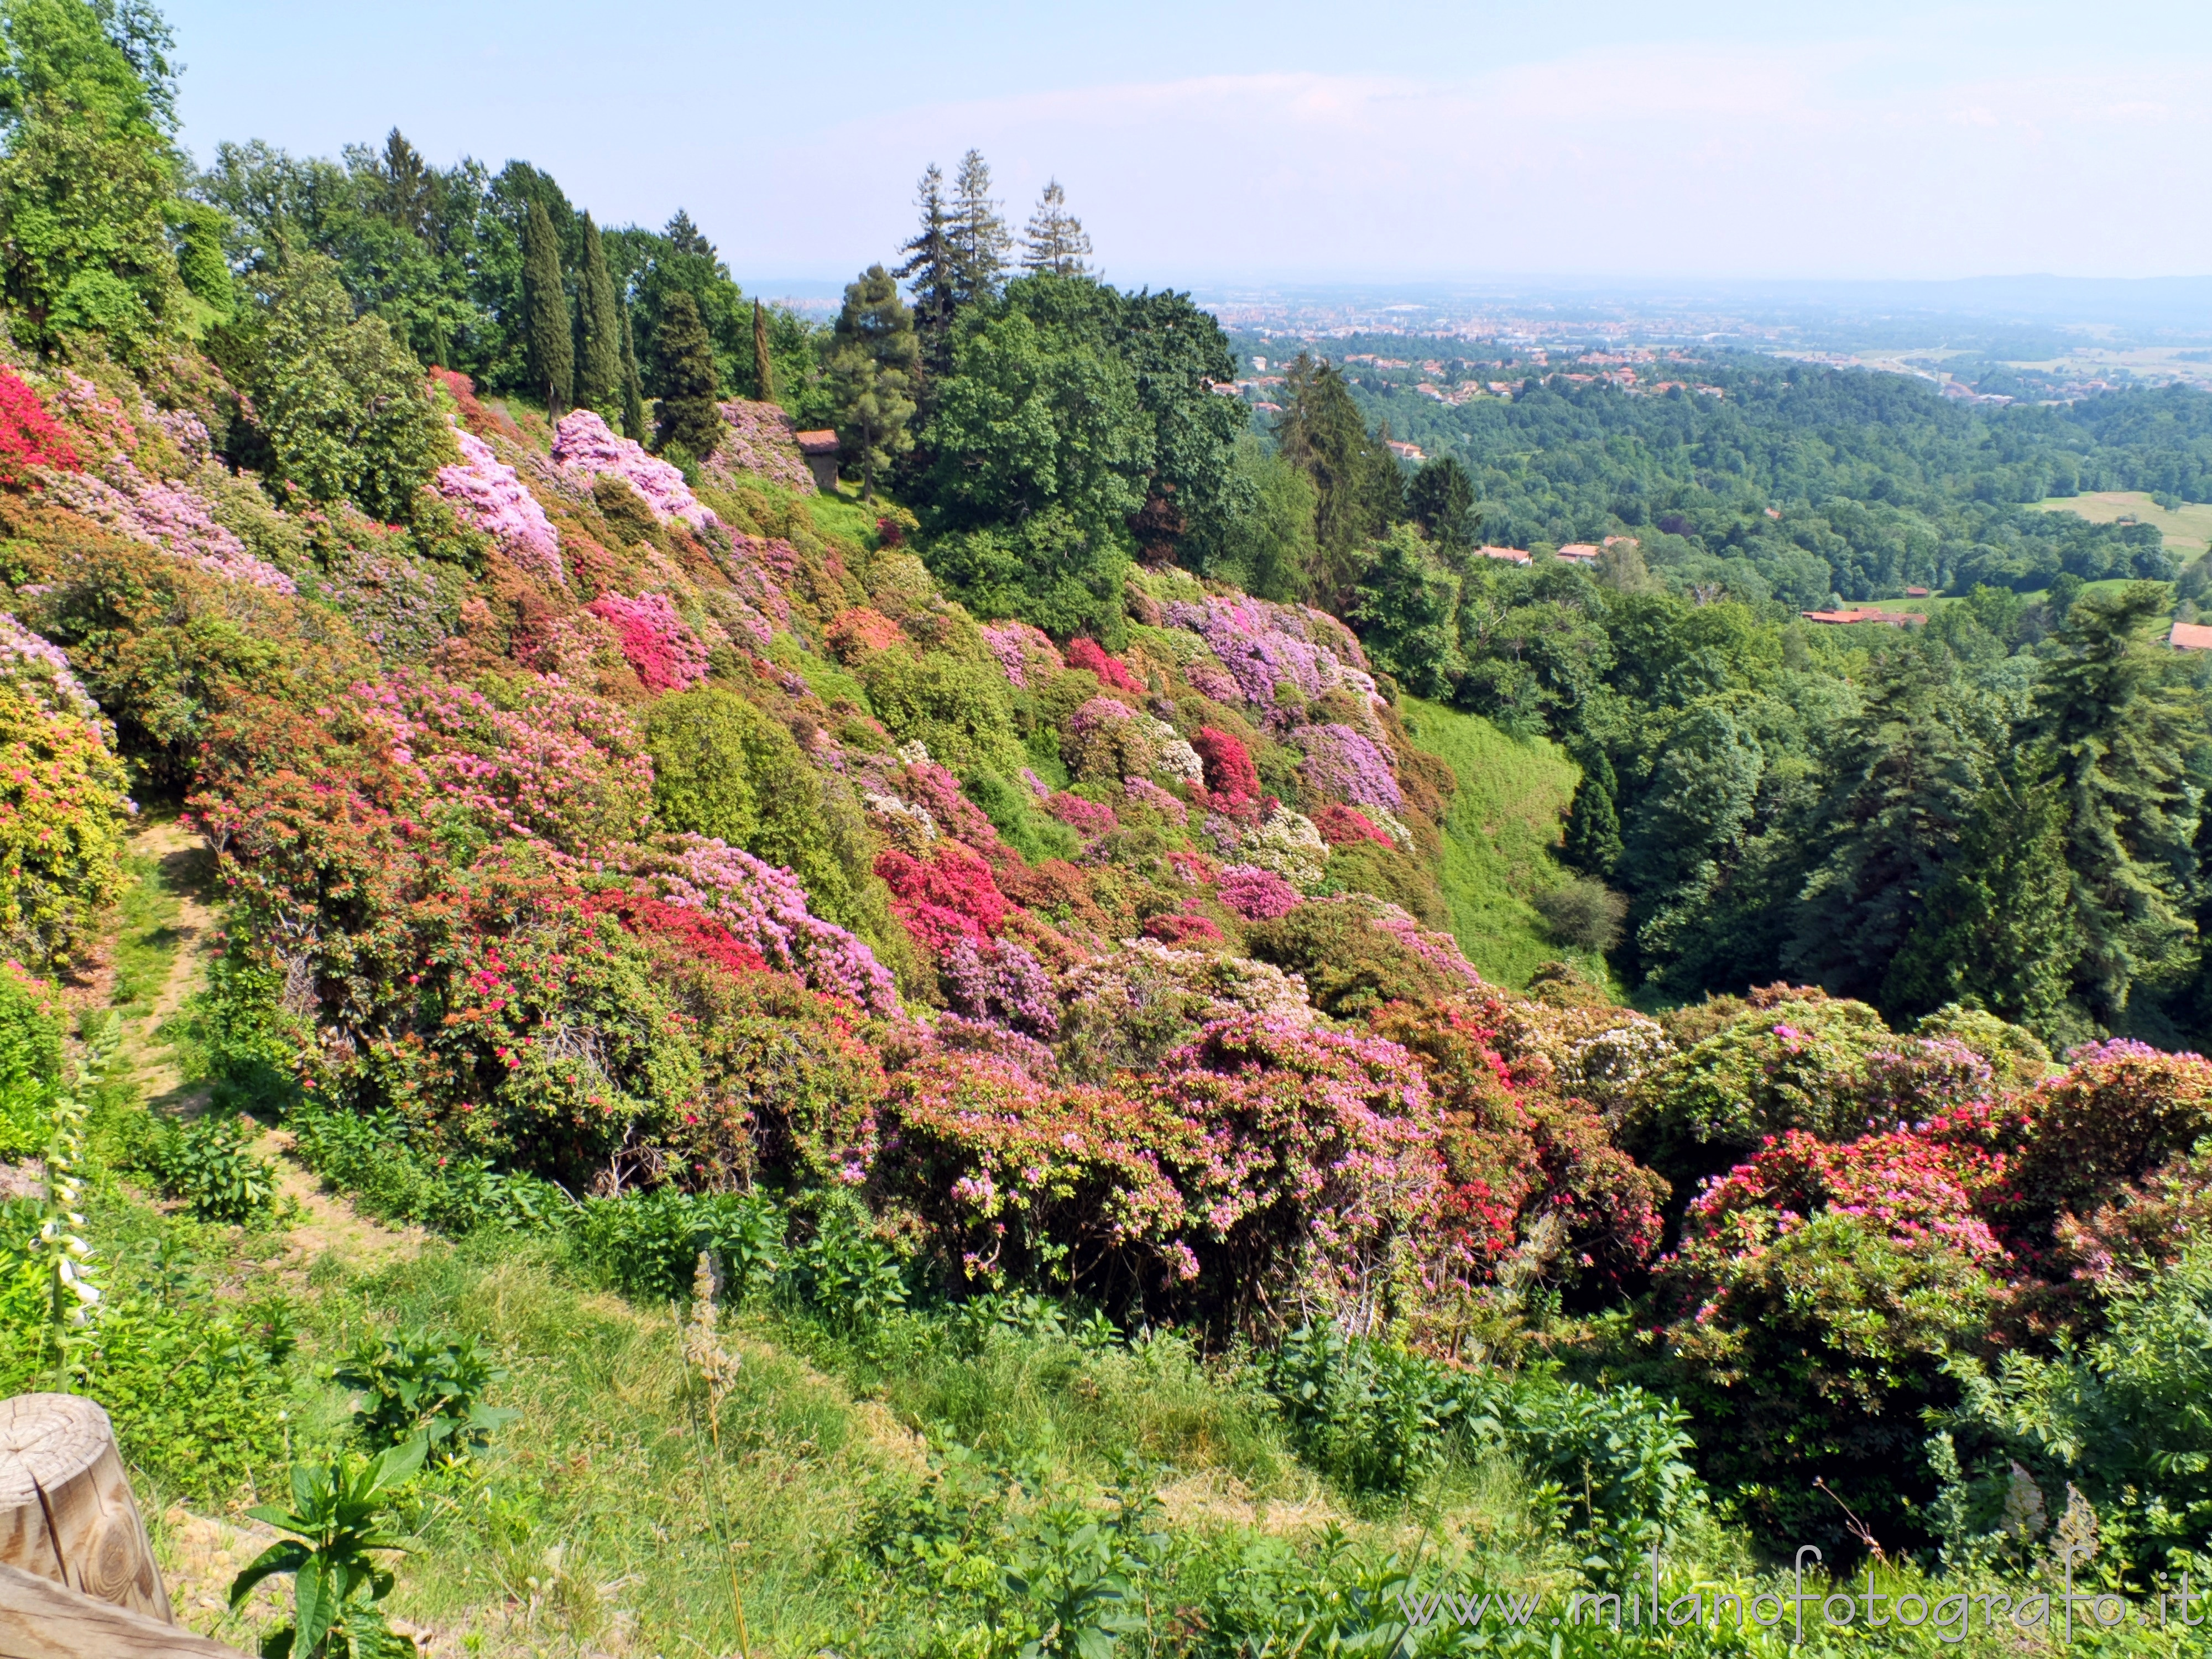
[{"left": 795, "top": 430, "right": 841, "bottom": 494}]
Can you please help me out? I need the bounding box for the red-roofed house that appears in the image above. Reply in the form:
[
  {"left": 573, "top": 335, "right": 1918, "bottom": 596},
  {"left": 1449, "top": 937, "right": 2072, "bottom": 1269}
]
[
  {"left": 2171, "top": 622, "right": 2212, "bottom": 650},
  {"left": 1478, "top": 545, "right": 1532, "bottom": 565},
  {"left": 1386, "top": 440, "right": 1426, "bottom": 462},
  {"left": 1557, "top": 544, "right": 1600, "bottom": 563},
  {"left": 1905, "top": 586, "right": 1932, "bottom": 597}
]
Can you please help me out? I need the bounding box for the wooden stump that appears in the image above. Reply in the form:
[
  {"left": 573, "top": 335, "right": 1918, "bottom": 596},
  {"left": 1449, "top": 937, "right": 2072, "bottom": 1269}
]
[{"left": 0, "top": 1394, "right": 174, "bottom": 1625}]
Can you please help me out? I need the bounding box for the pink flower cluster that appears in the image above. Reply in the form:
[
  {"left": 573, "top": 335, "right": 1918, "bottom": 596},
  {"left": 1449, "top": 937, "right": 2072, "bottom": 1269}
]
[
  {"left": 1369, "top": 906, "right": 1484, "bottom": 995},
  {"left": 651, "top": 833, "right": 898, "bottom": 1013},
  {"left": 551, "top": 410, "right": 715, "bottom": 529},
  {"left": 1162, "top": 595, "right": 1378, "bottom": 714},
  {"left": 435, "top": 428, "right": 564, "bottom": 585},
  {"left": 1297, "top": 723, "right": 1404, "bottom": 812},
  {"left": 45, "top": 459, "right": 296, "bottom": 592},
  {"left": 1045, "top": 791, "right": 1117, "bottom": 838},
  {"left": 979, "top": 620, "right": 1061, "bottom": 690},
  {"left": 1217, "top": 863, "right": 1302, "bottom": 921},
  {"left": 1063, "top": 637, "right": 1140, "bottom": 692},
  {"left": 705, "top": 400, "right": 817, "bottom": 494},
  {"left": 941, "top": 935, "right": 1058, "bottom": 1037},
  {"left": 359, "top": 674, "right": 655, "bottom": 858},
  {"left": 875, "top": 843, "right": 1012, "bottom": 951},
  {"left": 584, "top": 592, "right": 709, "bottom": 691},
  {"left": 1122, "top": 777, "right": 1188, "bottom": 824},
  {"left": 0, "top": 612, "right": 96, "bottom": 719}
]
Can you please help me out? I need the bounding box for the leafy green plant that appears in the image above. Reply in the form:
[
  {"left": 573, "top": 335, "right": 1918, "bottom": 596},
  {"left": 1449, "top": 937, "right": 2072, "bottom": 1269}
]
[
  {"left": 1262, "top": 1323, "right": 1465, "bottom": 1495},
  {"left": 229, "top": 1437, "right": 425, "bottom": 1659},
  {"left": 147, "top": 1112, "right": 278, "bottom": 1224},
  {"left": 332, "top": 1328, "right": 518, "bottom": 1462},
  {"left": 791, "top": 1203, "right": 908, "bottom": 1331}
]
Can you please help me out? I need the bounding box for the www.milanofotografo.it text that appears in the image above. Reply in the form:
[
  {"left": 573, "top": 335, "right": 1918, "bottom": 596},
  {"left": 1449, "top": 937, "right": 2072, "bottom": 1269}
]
[{"left": 1387, "top": 1547, "right": 2212, "bottom": 1644}]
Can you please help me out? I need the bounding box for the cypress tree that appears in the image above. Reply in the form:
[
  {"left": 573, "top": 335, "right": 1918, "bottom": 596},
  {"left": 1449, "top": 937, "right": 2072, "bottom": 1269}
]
[
  {"left": 574, "top": 212, "right": 623, "bottom": 415},
  {"left": 653, "top": 289, "right": 721, "bottom": 461},
  {"left": 521, "top": 197, "right": 573, "bottom": 415},
  {"left": 752, "top": 299, "right": 775, "bottom": 404},
  {"left": 619, "top": 307, "right": 648, "bottom": 442}
]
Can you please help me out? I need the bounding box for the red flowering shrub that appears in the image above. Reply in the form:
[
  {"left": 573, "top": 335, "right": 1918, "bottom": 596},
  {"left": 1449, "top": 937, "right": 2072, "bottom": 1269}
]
[
  {"left": 0, "top": 371, "right": 80, "bottom": 486},
  {"left": 1142, "top": 907, "right": 1223, "bottom": 946},
  {"left": 429, "top": 367, "right": 521, "bottom": 442},
  {"left": 1063, "top": 637, "right": 1140, "bottom": 692},
  {"left": 584, "top": 592, "right": 709, "bottom": 691},
  {"left": 583, "top": 889, "right": 769, "bottom": 978},
  {"left": 874, "top": 842, "right": 1011, "bottom": 951},
  {"left": 1930, "top": 1041, "right": 2212, "bottom": 1260},
  {"left": 1312, "top": 802, "right": 1395, "bottom": 849},
  {"left": 827, "top": 606, "right": 906, "bottom": 661},
  {"left": 1192, "top": 726, "right": 1259, "bottom": 800}
]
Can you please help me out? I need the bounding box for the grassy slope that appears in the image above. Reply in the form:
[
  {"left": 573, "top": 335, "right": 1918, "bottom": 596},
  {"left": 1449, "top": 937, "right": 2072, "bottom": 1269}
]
[
  {"left": 2036, "top": 489, "right": 2212, "bottom": 555},
  {"left": 1397, "top": 696, "right": 1600, "bottom": 990}
]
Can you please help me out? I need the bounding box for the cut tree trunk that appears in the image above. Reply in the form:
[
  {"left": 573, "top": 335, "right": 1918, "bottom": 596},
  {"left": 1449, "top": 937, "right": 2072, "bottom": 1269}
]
[
  {"left": 0, "top": 1394, "right": 174, "bottom": 1624},
  {"left": 0, "top": 1561, "right": 244, "bottom": 1658}
]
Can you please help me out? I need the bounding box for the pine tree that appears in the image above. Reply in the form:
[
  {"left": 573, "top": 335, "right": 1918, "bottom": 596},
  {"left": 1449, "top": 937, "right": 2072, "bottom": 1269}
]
[
  {"left": 573, "top": 212, "right": 623, "bottom": 416},
  {"left": 827, "top": 264, "right": 919, "bottom": 501},
  {"left": 1885, "top": 773, "right": 2080, "bottom": 1039},
  {"left": 521, "top": 197, "right": 573, "bottom": 415},
  {"left": 664, "top": 208, "right": 714, "bottom": 258},
  {"left": 619, "top": 307, "right": 648, "bottom": 442},
  {"left": 376, "top": 128, "right": 434, "bottom": 238},
  {"left": 1407, "top": 456, "right": 1477, "bottom": 551},
  {"left": 896, "top": 163, "right": 960, "bottom": 378},
  {"left": 1019, "top": 179, "right": 1092, "bottom": 277},
  {"left": 950, "top": 148, "right": 1010, "bottom": 310},
  {"left": 1564, "top": 748, "right": 1624, "bottom": 876},
  {"left": 653, "top": 289, "right": 721, "bottom": 461},
  {"left": 2026, "top": 582, "right": 2201, "bottom": 1020},
  {"left": 752, "top": 299, "right": 775, "bottom": 404},
  {"left": 1273, "top": 353, "right": 1396, "bottom": 607}
]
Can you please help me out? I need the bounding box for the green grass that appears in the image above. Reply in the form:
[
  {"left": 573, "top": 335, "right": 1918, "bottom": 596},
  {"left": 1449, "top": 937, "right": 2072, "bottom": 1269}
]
[
  {"left": 2037, "top": 489, "right": 2212, "bottom": 555},
  {"left": 1397, "top": 696, "right": 1601, "bottom": 990},
  {"left": 107, "top": 848, "right": 185, "bottom": 1018}
]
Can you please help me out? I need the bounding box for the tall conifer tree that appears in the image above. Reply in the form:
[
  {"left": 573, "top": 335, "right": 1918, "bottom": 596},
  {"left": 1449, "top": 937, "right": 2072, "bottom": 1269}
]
[
  {"left": 619, "top": 307, "right": 648, "bottom": 442},
  {"left": 653, "top": 289, "right": 721, "bottom": 460},
  {"left": 896, "top": 163, "right": 960, "bottom": 378},
  {"left": 521, "top": 197, "right": 573, "bottom": 414},
  {"left": 950, "top": 149, "right": 1010, "bottom": 310},
  {"left": 574, "top": 212, "right": 623, "bottom": 415},
  {"left": 752, "top": 299, "right": 775, "bottom": 404},
  {"left": 827, "top": 264, "right": 919, "bottom": 502},
  {"left": 1019, "top": 179, "right": 1092, "bottom": 277}
]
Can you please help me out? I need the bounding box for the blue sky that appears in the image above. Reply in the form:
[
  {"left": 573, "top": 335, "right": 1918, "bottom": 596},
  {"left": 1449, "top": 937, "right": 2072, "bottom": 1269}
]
[{"left": 162, "top": 0, "right": 2212, "bottom": 286}]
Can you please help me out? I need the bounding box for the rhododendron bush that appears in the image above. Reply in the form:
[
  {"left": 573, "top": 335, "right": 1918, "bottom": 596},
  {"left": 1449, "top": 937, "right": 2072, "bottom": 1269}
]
[
  {"left": 551, "top": 409, "right": 714, "bottom": 529},
  {"left": 435, "top": 426, "right": 562, "bottom": 583},
  {"left": 0, "top": 368, "right": 80, "bottom": 486}
]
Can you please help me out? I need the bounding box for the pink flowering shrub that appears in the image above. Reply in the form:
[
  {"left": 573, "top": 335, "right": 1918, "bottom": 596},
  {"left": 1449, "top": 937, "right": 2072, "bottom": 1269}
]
[
  {"left": 1063, "top": 637, "right": 1140, "bottom": 692},
  {"left": 648, "top": 834, "right": 899, "bottom": 1013},
  {"left": 1162, "top": 594, "right": 1378, "bottom": 715},
  {"left": 1045, "top": 791, "right": 1117, "bottom": 838},
  {"left": 1121, "top": 777, "right": 1188, "bottom": 825},
  {"left": 941, "top": 935, "right": 1057, "bottom": 1037},
  {"left": 0, "top": 369, "right": 80, "bottom": 486},
  {"left": 435, "top": 427, "right": 563, "bottom": 584},
  {"left": 1312, "top": 802, "right": 1395, "bottom": 849},
  {"left": 1143, "top": 910, "right": 1224, "bottom": 947},
  {"left": 584, "top": 592, "right": 709, "bottom": 691},
  {"left": 979, "top": 619, "right": 1061, "bottom": 689},
  {"left": 551, "top": 410, "right": 714, "bottom": 529},
  {"left": 706, "top": 399, "right": 816, "bottom": 494},
  {"left": 0, "top": 613, "right": 97, "bottom": 718},
  {"left": 1297, "top": 723, "right": 1404, "bottom": 812},
  {"left": 827, "top": 606, "right": 906, "bottom": 661},
  {"left": 1217, "top": 863, "right": 1302, "bottom": 921},
  {"left": 45, "top": 458, "right": 296, "bottom": 592}
]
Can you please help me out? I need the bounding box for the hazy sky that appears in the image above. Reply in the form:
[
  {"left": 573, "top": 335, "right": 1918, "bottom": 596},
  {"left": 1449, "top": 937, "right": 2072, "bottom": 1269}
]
[{"left": 161, "top": 0, "right": 2212, "bottom": 287}]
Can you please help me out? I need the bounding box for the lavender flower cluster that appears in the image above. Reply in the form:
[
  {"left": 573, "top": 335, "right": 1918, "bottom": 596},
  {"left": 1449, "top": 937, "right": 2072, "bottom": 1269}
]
[
  {"left": 551, "top": 410, "right": 716, "bottom": 530},
  {"left": 435, "top": 428, "right": 564, "bottom": 585},
  {"left": 0, "top": 612, "right": 98, "bottom": 719},
  {"left": 1161, "top": 595, "right": 1379, "bottom": 713},
  {"left": 45, "top": 459, "right": 297, "bottom": 593},
  {"left": 704, "top": 400, "right": 816, "bottom": 494},
  {"left": 941, "top": 935, "right": 1058, "bottom": 1037},
  {"left": 651, "top": 833, "right": 898, "bottom": 1014},
  {"left": 1296, "top": 723, "right": 1405, "bottom": 813},
  {"left": 979, "top": 620, "right": 1061, "bottom": 690}
]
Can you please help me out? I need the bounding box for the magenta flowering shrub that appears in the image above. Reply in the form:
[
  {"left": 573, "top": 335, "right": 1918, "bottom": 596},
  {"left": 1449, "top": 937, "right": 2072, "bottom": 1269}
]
[
  {"left": 647, "top": 833, "right": 899, "bottom": 1013},
  {"left": 706, "top": 399, "right": 816, "bottom": 494},
  {"left": 1045, "top": 791, "right": 1117, "bottom": 838},
  {"left": 1217, "top": 863, "right": 1302, "bottom": 921},
  {"left": 315, "top": 543, "right": 452, "bottom": 663},
  {"left": 1162, "top": 594, "right": 1378, "bottom": 715},
  {"left": 551, "top": 410, "right": 715, "bottom": 529},
  {"left": 435, "top": 427, "right": 563, "bottom": 584},
  {"left": 1855, "top": 1038, "right": 1996, "bottom": 1125},
  {"left": 1122, "top": 777, "right": 1188, "bottom": 825},
  {"left": 979, "top": 619, "right": 1061, "bottom": 689},
  {"left": 941, "top": 935, "right": 1057, "bottom": 1037},
  {"left": 583, "top": 592, "right": 709, "bottom": 692},
  {"left": 1369, "top": 907, "right": 1484, "bottom": 996},
  {"left": 45, "top": 458, "right": 297, "bottom": 592},
  {"left": 1297, "top": 723, "right": 1405, "bottom": 813},
  {"left": 359, "top": 674, "right": 654, "bottom": 858}
]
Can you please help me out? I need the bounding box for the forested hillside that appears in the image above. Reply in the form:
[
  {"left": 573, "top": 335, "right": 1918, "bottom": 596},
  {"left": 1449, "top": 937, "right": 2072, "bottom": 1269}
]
[{"left": 8, "top": 4, "right": 2212, "bottom": 1656}]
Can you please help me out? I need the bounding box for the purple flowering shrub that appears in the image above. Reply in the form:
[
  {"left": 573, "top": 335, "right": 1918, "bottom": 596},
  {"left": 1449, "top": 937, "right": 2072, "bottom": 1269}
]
[
  {"left": 705, "top": 399, "right": 817, "bottom": 494},
  {"left": 552, "top": 410, "right": 716, "bottom": 529},
  {"left": 45, "top": 457, "right": 297, "bottom": 592},
  {"left": 435, "top": 427, "right": 564, "bottom": 585},
  {"left": 1296, "top": 722, "right": 1404, "bottom": 813}
]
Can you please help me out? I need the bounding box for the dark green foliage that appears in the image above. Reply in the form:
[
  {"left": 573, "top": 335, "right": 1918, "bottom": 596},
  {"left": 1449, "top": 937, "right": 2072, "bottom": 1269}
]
[
  {"left": 572, "top": 1186, "right": 784, "bottom": 1300},
  {"left": 1406, "top": 456, "right": 1477, "bottom": 549},
  {"left": 145, "top": 1111, "right": 276, "bottom": 1223},
  {"left": 228, "top": 1437, "right": 424, "bottom": 1659},
  {"left": 1274, "top": 353, "right": 1404, "bottom": 606},
  {"left": 0, "top": 968, "right": 59, "bottom": 1159},
  {"left": 1532, "top": 878, "right": 1626, "bottom": 952},
  {"left": 962, "top": 767, "right": 1080, "bottom": 863},
  {"left": 1351, "top": 523, "right": 1460, "bottom": 697},
  {"left": 572, "top": 211, "right": 622, "bottom": 415},
  {"left": 1262, "top": 1322, "right": 1464, "bottom": 1494},
  {"left": 922, "top": 508, "right": 1131, "bottom": 645},
  {"left": 948, "top": 148, "right": 1009, "bottom": 312},
  {"left": 1562, "top": 748, "right": 1622, "bottom": 877},
  {"left": 827, "top": 263, "right": 917, "bottom": 500},
  {"left": 520, "top": 195, "right": 571, "bottom": 413},
  {"left": 751, "top": 296, "right": 774, "bottom": 404},
  {"left": 652, "top": 287, "right": 721, "bottom": 461},
  {"left": 896, "top": 161, "right": 959, "bottom": 379},
  {"left": 618, "top": 305, "right": 646, "bottom": 441},
  {"left": 619, "top": 208, "right": 751, "bottom": 408},
  {"left": 332, "top": 1327, "right": 519, "bottom": 1459}
]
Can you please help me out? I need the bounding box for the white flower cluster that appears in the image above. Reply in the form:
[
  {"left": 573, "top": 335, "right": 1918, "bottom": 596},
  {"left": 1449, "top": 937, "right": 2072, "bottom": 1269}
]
[{"left": 1237, "top": 804, "right": 1330, "bottom": 891}]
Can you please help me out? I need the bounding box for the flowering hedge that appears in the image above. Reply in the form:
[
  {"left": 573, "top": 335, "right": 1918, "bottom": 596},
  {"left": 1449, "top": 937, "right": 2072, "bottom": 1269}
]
[
  {"left": 979, "top": 619, "right": 1062, "bottom": 689},
  {"left": 1297, "top": 722, "right": 1404, "bottom": 812},
  {"left": 434, "top": 427, "right": 563, "bottom": 584},
  {"left": 552, "top": 410, "right": 714, "bottom": 529},
  {"left": 0, "top": 369, "right": 80, "bottom": 486},
  {"left": 1312, "top": 802, "right": 1395, "bottom": 849},
  {"left": 1192, "top": 726, "right": 1259, "bottom": 800},
  {"left": 874, "top": 842, "right": 1011, "bottom": 952},
  {"left": 45, "top": 458, "right": 297, "bottom": 592},
  {"left": 649, "top": 834, "right": 898, "bottom": 1014}
]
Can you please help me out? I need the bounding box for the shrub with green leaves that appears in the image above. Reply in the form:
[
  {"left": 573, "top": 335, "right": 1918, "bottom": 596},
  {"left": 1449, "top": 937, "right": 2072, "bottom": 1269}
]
[
  {"left": 572, "top": 1186, "right": 785, "bottom": 1300},
  {"left": 0, "top": 965, "right": 60, "bottom": 1159},
  {"left": 1262, "top": 1322, "right": 1465, "bottom": 1495},
  {"left": 145, "top": 1112, "right": 278, "bottom": 1223},
  {"left": 229, "top": 1437, "right": 424, "bottom": 1659},
  {"left": 332, "top": 1327, "right": 519, "bottom": 1460}
]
